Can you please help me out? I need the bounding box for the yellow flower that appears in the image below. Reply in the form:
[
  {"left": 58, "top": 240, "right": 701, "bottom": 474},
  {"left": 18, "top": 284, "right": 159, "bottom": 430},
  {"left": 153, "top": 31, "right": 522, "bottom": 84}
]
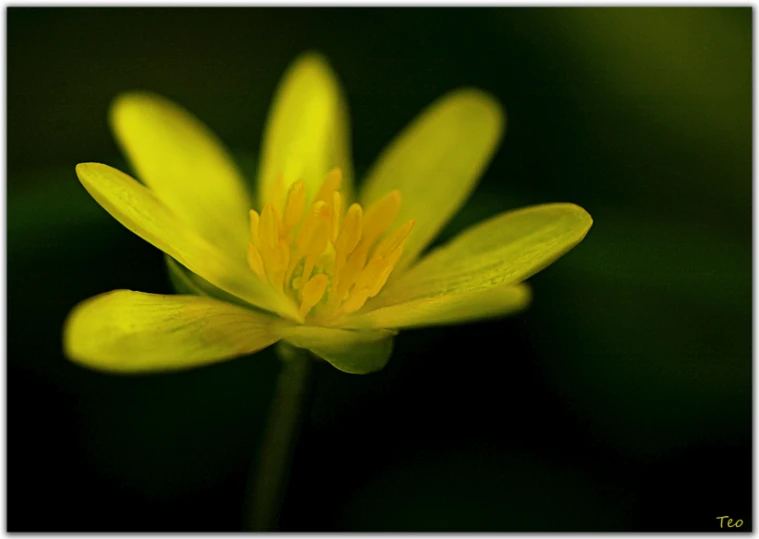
[{"left": 63, "top": 53, "right": 592, "bottom": 375}]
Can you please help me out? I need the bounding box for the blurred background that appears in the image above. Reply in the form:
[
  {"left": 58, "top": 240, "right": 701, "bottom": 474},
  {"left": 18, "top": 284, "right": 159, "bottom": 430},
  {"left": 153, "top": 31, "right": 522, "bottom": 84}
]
[{"left": 8, "top": 7, "right": 751, "bottom": 532}]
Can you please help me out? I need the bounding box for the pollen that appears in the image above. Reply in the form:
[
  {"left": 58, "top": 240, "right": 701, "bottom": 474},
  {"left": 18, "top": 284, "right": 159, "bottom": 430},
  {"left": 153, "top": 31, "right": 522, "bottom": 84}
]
[{"left": 246, "top": 168, "right": 414, "bottom": 323}]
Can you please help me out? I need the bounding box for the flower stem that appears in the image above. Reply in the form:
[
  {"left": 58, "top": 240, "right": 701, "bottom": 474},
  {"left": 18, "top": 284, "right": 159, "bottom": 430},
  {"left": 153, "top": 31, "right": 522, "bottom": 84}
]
[{"left": 244, "top": 343, "right": 316, "bottom": 531}]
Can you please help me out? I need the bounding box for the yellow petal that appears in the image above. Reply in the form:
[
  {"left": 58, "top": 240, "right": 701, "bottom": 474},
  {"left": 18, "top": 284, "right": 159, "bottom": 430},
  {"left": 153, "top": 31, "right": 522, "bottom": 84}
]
[
  {"left": 76, "top": 162, "right": 296, "bottom": 319},
  {"left": 277, "top": 325, "right": 396, "bottom": 374},
  {"left": 359, "top": 88, "right": 504, "bottom": 273},
  {"left": 110, "top": 92, "right": 251, "bottom": 255},
  {"left": 257, "top": 53, "right": 354, "bottom": 211},
  {"left": 369, "top": 203, "right": 592, "bottom": 309},
  {"left": 63, "top": 290, "right": 280, "bottom": 373},
  {"left": 341, "top": 283, "right": 531, "bottom": 330}
]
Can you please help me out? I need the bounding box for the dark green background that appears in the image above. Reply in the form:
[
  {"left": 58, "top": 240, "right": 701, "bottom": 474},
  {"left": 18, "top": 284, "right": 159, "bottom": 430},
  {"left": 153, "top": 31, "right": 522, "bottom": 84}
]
[{"left": 8, "top": 7, "right": 751, "bottom": 532}]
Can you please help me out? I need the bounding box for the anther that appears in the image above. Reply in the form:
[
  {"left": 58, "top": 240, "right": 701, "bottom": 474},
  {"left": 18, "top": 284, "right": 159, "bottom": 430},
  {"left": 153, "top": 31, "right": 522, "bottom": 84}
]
[
  {"left": 299, "top": 274, "right": 329, "bottom": 318},
  {"left": 353, "top": 256, "right": 387, "bottom": 294},
  {"left": 368, "top": 264, "right": 394, "bottom": 298},
  {"left": 247, "top": 243, "right": 265, "bottom": 277},
  {"left": 334, "top": 203, "right": 363, "bottom": 278},
  {"left": 283, "top": 180, "right": 306, "bottom": 233},
  {"left": 335, "top": 204, "right": 363, "bottom": 255},
  {"left": 340, "top": 289, "right": 370, "bottom": 314},
  {"left": 374, "top": 220, "right": 415, "bottom": 258},
  {"left": 295, "top": 201, "right": 328, "bottom": 252},
  {"left": 360, "top": 190, "right": 402, "bottom": 250},
  {"left": 249, "top": 210, "right": 261, "bottom": 246},
  {"left": 340, "top": 257, "right": 390, "bottom": 314},
  {"left": 331, "top": 191, "right": 342, "bottom": 243},
  {"left": 271, "top": 238, "right": 290, "bottom": 291},
  {"left": 314, "top": 168, "right": 342, "bottom": 204},
  {"left": 260, "top": 204, "right": 281, "bottom": 251},
  {"left": 335, "top": 245, "right": 368, "bottom": 301}
]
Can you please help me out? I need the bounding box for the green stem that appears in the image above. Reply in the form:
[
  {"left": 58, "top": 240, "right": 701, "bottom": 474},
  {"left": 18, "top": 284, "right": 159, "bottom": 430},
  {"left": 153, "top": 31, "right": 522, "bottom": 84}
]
[{"left": 244, "top": 343, "right": 316, "bottom": 531}]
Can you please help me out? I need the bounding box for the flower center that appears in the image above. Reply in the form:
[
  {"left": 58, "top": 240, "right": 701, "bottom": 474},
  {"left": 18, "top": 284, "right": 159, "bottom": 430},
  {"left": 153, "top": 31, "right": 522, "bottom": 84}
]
[{"left": 246, "top": 169, "right": 414, "bottom": 323}]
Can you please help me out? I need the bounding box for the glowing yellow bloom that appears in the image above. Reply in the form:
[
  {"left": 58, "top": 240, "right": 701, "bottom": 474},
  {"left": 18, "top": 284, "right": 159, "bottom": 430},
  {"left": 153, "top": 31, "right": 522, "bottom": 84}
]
[{"left": 63, "top": 53, "right": 592, "bottom": 375}]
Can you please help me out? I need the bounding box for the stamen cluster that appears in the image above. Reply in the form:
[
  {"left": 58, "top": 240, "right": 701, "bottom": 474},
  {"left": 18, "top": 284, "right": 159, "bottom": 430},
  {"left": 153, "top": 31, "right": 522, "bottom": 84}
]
[{"left": 247, "top": 169, "right": 414, "bottom": 322}]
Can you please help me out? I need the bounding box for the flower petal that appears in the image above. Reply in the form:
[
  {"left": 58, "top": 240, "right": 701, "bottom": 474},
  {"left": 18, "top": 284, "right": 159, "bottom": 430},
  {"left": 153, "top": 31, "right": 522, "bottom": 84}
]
[
  {"left": 277, "top": 325, "right": 395, "bottom": 374},
  {"left": 258, "top": 52, "right": 354, "bottom": 211},
  {"left": 341, "top": 283, "right": 531, "bottom": 330},
  {"left": 76, "top": 162, "right": 297, "bottom": 319},
  {"left": 368, "top": 203, "right": 592, "bottom": 309},
  {"left": 63, "top": 290, "right": 281, "bottom": 373},
  {"left": 110, "top": 92, "right": 251, "bottom": 255},
  {"left": 359, "top": 88, "right": 504, "bottom": 273}
]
